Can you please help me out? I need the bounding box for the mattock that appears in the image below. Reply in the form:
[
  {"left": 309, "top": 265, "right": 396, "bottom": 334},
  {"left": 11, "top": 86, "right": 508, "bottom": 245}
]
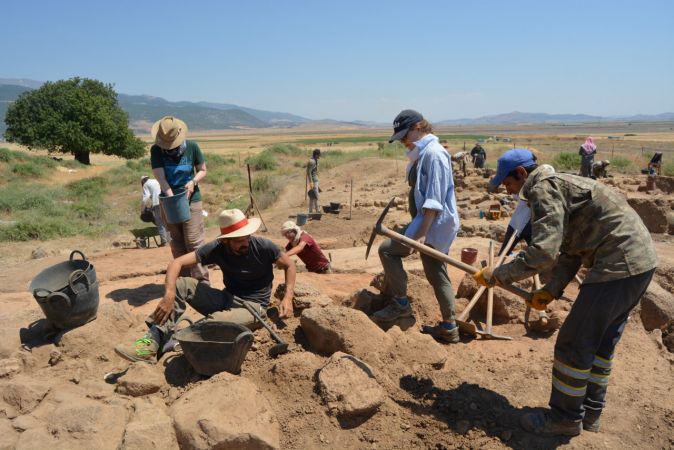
[
  {"left": 365, "top": 198, "right": 531, "bottom": 337},
  {"left": 455, "top": 233, "right": 517, "bottom": 337}
]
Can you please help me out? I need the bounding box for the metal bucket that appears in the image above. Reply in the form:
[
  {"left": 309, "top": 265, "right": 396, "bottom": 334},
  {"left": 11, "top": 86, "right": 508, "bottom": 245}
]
[
  {"left": 29, "top": 250, "right": 99, "bottom": 330},
  {"left": 175, "top": 321, "right": 254, "bottom": 376},
  {"left": 159, "top": 191, "right": 191, "bottom": 224}
]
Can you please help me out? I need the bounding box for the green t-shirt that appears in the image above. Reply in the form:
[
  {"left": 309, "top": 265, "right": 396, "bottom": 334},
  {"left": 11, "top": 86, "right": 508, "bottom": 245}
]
[{"left": 150, "top": 140, "right": 205, "bottom": 203}]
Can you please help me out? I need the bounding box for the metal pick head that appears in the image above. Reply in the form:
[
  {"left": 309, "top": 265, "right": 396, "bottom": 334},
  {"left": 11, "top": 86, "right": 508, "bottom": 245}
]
[{"left": 365, "top": 197, "right": 396, "bottom": 260}]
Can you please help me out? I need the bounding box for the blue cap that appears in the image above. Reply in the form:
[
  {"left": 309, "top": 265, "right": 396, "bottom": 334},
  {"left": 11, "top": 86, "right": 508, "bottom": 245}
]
[{"left": 490, "top": 149, "right": 536, "bottom": 188}]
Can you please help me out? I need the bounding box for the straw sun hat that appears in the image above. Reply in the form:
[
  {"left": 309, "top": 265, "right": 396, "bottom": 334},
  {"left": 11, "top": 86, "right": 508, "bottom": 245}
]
[
  {"left": 151, "top": 116, "right": 188, "bottom": 149},
  {"left": 217, "top": 209, "right": 261, "bottom": 239}
]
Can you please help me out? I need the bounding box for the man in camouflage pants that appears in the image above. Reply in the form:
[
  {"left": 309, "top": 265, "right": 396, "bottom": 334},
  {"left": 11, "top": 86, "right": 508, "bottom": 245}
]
[{"left": 474, "top": 149, "right": 657, "bottom": 437}]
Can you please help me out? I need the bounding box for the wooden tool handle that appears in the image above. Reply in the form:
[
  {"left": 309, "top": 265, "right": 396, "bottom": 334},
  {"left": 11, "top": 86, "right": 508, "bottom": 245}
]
[{"left": 379, "top": 225, "right": 532, "bottom": 301}]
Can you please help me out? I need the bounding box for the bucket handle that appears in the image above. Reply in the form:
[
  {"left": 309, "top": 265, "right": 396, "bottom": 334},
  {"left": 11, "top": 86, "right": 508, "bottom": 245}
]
[
  {"left": 235, "top": 329, "right": 254, "bottom": 346},
  {"left": 68, "top": 269, "right": 91, "bottom": 295},
  {"left": 69, "top": 250, "right": 87, "bottom": 262},
  {"left": 45, "top": 291, "right": 71, "bottom": 311}
]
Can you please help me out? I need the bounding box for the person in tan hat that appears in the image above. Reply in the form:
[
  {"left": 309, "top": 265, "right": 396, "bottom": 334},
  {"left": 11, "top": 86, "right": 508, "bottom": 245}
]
[
  {"left": 115, "top": 208, "right": 296, "bottom": 363},
  {"left": 150, "top": 116, "right": 209, "bottom": 281},
  {"left": 281, "top": 220, "right": 331, "bottom": 273}
]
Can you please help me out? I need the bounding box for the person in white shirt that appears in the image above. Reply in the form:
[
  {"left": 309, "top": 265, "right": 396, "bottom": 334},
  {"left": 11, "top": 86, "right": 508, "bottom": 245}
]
[{"left": 141, "top": 176, "right": 170, "bottom": 246}]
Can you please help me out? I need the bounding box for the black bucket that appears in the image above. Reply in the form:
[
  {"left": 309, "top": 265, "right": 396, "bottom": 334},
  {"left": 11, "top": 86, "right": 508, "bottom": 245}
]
[
  {"left": 175, "top": 321, "right": 254, "bottom": 376},
  {"left": 29, "top": 250, "right": 99, "bottom": 330}
]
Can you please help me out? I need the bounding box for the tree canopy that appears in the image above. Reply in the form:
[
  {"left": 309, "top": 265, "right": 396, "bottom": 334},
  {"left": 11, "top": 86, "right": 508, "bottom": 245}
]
[{"left": 3, "top": 77, "right": 146, "bottom": 164}]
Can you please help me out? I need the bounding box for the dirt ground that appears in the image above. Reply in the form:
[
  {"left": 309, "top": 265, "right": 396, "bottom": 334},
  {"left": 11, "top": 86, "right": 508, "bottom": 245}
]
[{"left": 1, "top": 157, "right": 674, "bottom": 449}]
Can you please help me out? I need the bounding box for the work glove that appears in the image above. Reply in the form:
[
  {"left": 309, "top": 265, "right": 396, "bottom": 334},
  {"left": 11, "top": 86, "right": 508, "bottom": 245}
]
[
  {"left": 527, "top": 289, "right": 554, "bottom": 311},
  {"left": 473, "top": 267, "right": 496, "bottom": 287}
]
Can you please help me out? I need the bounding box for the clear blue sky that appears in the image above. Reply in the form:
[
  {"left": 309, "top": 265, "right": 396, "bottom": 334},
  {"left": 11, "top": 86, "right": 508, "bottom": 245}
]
[{"left": 3, "top": 0, "right": 673, "bottom": 122}]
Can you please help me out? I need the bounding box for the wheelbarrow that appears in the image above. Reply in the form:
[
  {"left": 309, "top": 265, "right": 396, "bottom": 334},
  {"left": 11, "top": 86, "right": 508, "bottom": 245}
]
[{"left": 130, "top": 226, "right": 161, "bottom": 248}]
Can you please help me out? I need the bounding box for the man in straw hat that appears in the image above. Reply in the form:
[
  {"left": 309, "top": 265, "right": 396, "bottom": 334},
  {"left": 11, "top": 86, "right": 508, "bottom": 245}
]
[
  {"left": 474, "top": 148, "right": 656, "bottom": 436},
  {"left": 150, "top": 116, "right": 209, "bottom": 282},
  {"left": 115, "top": 209, "right": 296, "bottom": 363}
]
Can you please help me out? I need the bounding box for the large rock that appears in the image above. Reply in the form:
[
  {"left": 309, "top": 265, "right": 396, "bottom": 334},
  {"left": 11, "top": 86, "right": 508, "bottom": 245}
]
[
  {"left": 456, "top": 274, "right": 525, "bottom": 323},
  {"left": 55, "top": 303, "right": 137, "bottom": 360},
  {"left": 275, "top": 282, "right": 332, "bottom": 312},
  {"left": 318, "top": 352, "right": 385, "bottom": 422},
  {"left": 115, "top": 362, "right": 164, "bottom": 397},
  {"left": 640, "top": 282, "right": 674, "bottom": 331},
  {"left": 627, "top": 197, "right": 670, "bottom": 233},
  {"left": 662, "top": 321, "right": 674, "bottom": 354},
  {"left": 0, "top": 358, "right": 22, "bottom": 379},
  {"left": 0, "top": 381, "right": 50, "bottom": 416},
  {"left": 122, "top": 398, "right": 178, "bottom": 450},
  {"left": 171, "top": 372, "right": 279, "bottom": 450},
  {"left": 385, "top": 327, "right": 448, "bottom": 369},
  {"left": 16, "top": 394, "right": 129, "bottom": 450},
  {"left": 300, "top": 306, "right": 391, "bottom": 358}
]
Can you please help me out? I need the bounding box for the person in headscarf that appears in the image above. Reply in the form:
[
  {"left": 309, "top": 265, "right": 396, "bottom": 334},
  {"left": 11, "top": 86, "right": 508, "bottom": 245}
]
[
  {"left": 281, "top": 221, "right": 331, "bottom": 273},
  {"left": 578, "top": 137, "right": 597, "bottom": 177}
]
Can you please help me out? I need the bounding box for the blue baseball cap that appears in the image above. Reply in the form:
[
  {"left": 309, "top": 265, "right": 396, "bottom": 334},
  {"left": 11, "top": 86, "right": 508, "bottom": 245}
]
[{"left": 490, "top": 149, "right": 536, "bottom": 188}]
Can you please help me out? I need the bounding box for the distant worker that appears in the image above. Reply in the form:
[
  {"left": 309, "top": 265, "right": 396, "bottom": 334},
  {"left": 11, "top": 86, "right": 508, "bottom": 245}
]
[
  {"left": 374, "top": 109, "right": 461, "bottom": 344},
  {"left": 475, "top": 149, "right": 656, "bottom": 437},
  {"left": 140, "top": 176, "right": 170, "bottom": 246},
  {"left": 452, "top": 151, "right": 470, "bottom": 177},
  {"left": 470, "top": 143, "right": 487, "bottom": 168},
  {"left": 647, "top": 152, "right": 663, "bottom": 176},
  {"left": 578, "top": 136, "right": 597, "bottom": 177},
  {"left": 281, "top": 221, "right": 331, "bottom": 273},
  {"left": 151, "top": 116, "right": 209, "bottom": 282},
  {"left": 307, "top": 148, "right": 321, "bottom": 213},
  {"left": 591, "top": 160, "right": 610, "bottom": 179}
]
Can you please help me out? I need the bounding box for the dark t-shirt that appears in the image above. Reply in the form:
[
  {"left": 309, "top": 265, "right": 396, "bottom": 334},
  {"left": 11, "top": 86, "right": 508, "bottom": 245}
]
[
  {"left": 150, "top": 140, "right": 205, "bottom": 203},
  {"left": 285, "top": 233, "right": 330, "bottom": 272},
  {"left": 196, "top": 236, "right": 282, "bottom": 305}
]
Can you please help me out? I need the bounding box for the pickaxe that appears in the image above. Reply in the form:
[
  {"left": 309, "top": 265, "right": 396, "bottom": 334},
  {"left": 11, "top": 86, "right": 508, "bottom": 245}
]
[{"left": 365, "top": 198, "right": 533, "bottom": 327}]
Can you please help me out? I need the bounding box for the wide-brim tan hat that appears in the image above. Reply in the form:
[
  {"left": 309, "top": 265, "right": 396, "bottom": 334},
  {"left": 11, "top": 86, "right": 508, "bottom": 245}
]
[
  {"left": 151, "top": 116, "right": 188, "bottom": 149},
  {"left": 217, "top": 209, "right": 261, "bottom": 239}
]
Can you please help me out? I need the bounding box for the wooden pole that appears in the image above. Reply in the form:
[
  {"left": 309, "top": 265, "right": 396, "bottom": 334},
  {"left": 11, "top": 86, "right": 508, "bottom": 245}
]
[
  {"left": 486, "top": 240, "right": 494, "bottom": 334},
  {"left": 349, "top": 178, "right": 353, "bottom": 220}
]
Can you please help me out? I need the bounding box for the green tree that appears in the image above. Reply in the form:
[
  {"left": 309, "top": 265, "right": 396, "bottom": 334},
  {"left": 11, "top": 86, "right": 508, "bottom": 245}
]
[{"left": 3, "top": 77, "right": 145, "bottom": 164}]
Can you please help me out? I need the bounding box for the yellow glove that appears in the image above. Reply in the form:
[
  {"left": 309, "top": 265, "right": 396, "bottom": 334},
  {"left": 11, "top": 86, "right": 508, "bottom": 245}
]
[
  {"left": 528, "top": 289, "right": 554, "bottom": 311},
  {"left": 473, "top": 267, "right": 496, "bottom": 287}
]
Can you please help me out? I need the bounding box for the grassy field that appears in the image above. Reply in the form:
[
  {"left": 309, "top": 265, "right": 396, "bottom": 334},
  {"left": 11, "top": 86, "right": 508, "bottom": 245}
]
[{"left": 1, "top": 121, "right": 673, "bottom": 242}]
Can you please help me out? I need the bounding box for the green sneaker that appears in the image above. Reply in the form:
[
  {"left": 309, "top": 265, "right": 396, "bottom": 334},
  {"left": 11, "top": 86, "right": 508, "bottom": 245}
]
[{"left": 114, "top": 335, "right": 159, "bottom": 362}]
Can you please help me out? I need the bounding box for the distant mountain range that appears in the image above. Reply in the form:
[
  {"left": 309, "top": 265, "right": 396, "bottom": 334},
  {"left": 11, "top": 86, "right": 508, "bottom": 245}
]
[
  {"left": 436, "top": 110, "right": 674, "bottom": 125},
  {"left": 2, "top": 79, "right": 673, "bottom": 137}
]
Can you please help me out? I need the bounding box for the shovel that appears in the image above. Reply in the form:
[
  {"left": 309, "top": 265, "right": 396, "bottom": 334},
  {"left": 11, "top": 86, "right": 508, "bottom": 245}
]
[{"left": 234, "top": 297, "right": 289, "bottom": 357}]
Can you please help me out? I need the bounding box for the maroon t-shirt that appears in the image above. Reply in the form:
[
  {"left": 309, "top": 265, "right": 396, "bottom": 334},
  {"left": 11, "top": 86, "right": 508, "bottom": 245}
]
[{"left": 285, "top": 233, "right": 330, "bottom": 272}]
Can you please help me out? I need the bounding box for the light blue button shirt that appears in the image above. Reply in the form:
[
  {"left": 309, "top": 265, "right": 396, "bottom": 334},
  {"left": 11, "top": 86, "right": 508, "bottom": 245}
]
[{"left": 404, "top": 134, "right": 460, "bottom": 254}]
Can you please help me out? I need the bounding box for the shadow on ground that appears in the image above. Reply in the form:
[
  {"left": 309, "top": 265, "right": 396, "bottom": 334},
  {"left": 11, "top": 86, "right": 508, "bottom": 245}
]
[
  {"left": 106, "top": 283, "right": 163, "bottom": 306},
  {"left": 397, "top": 375, "right": 574, "bottom": 450}
]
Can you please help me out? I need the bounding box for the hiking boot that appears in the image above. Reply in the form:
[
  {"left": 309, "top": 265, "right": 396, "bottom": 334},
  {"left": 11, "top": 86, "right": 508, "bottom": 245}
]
[
  {"left": 421, "top": 323, "right": 460, "bottom": 344},
  {"left": 114, "top": 335, "right": 159, "bottom": 363},
  {"left": 371, "top": 299, "right": 413, "bottom": 323},
  {"left": 583, "top": 409, "right": 601, "bottom": 433},
  {"left": 520, "top": 411, "right": 582, "bottom": 437}
]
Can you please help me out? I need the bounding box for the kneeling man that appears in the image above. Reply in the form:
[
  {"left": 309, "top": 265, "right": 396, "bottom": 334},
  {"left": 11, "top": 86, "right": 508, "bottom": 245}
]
[{"left": 115, "top": 209, "right": 296, "bottom": 362}]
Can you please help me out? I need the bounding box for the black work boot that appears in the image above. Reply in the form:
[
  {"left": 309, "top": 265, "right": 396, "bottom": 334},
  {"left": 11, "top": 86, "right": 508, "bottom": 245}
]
[
  {"left": 520, "top": 411, "right": 582, "bottom": 437},
  {"left": 583, "top": 409, "right": 601, "bottom": 433}
]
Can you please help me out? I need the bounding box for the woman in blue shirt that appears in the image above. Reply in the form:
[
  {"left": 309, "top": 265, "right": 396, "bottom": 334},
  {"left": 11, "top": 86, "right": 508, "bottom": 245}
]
[{"left": 373, "top": 110, "right": 461, "bottom": 343}]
